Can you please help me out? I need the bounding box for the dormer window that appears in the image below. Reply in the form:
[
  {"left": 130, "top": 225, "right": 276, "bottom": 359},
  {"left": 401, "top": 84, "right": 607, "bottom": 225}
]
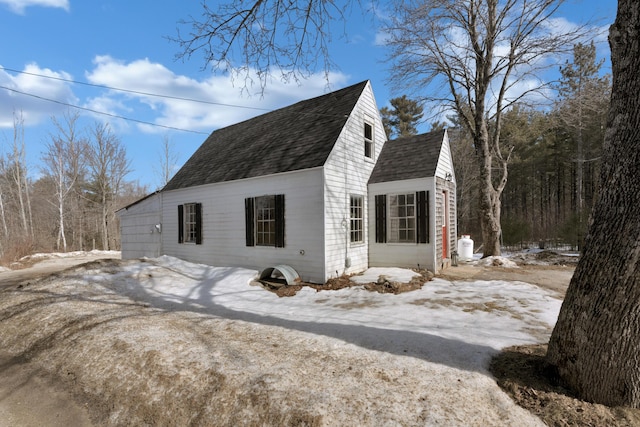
[{"left": 364, "top": 121, "right": 373, "bottom": 158}]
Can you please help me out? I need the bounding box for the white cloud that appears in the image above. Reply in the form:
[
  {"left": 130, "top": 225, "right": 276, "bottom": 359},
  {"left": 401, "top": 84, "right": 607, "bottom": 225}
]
[
  {"left": 84, "top": 55, "right": 350, "bottom": 134},
  {"left": 0, "top": 63, "right": 77, "bottom": 128},
  {"left": 374, "top": 30, "right": 390, "bottom": 47},
  {"left": 1, "top": 55, "right": 351, "bottom": 139},
  {"left": 0, "top": 0, "right": 68, "bottom": 14}
]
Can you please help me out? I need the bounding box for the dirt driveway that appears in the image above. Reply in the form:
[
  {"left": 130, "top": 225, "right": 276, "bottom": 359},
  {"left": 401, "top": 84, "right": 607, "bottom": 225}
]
[
  {"left": 0, "top": 253, "right": 573, "bottom": 426},
  {"left": 0, "top": 253, "right": 119, "bottom": 427},
  {"left": 439, "top": 262, "right": 575, "bottom": 297}
]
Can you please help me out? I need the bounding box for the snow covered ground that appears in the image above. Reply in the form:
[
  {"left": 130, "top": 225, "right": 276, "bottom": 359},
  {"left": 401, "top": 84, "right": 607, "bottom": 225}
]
[
  {"left": 97, "top": 255, "right": 561, "bottom": 360},
  {"left": 0, "top": 252, "right": 566, "bottom": 426}
]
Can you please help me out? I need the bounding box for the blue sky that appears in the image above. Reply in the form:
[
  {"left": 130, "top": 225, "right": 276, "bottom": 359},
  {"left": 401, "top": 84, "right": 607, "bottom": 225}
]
[{"left": 0, "top": 0, "right": 616, "bottom": 190}]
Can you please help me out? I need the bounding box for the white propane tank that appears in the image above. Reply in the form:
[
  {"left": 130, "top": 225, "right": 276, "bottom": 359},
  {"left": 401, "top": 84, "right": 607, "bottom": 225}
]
[{"left": 457, "top": 235, "right": 474, "bottom": 261}]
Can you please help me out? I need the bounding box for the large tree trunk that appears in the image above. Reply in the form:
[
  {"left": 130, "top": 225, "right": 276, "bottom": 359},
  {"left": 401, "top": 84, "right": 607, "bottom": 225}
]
[
  {"left": 478, "top": 161, "right": 502, "bottom": 257},
  {"left": 477, "top": 123, "right": 504, "bottom": 258},
  {"left": 546, "top": 0, "right": 640, "bottom": 407}
]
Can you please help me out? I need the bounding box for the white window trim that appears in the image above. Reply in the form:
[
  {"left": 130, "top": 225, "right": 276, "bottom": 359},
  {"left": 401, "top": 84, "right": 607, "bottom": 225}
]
[
  {"left": 388, "top": 193, "right": 416, "bottom": 243},
  {"left": 350, "top": 194, "right": 364, "bottom": 244},
  {"left": 184, "top": 203, "right": 198, "bottom": 243},
  {"left": 364, "top": 119, "right": 374, "bottom": 159},
  {"left": 255, "top": 195, "right": 276, "bottom": 247}
]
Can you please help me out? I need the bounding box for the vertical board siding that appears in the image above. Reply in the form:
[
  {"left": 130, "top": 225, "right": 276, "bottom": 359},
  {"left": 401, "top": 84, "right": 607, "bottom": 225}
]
[
  {"left": 161, "top": 168, "right": 326, "bottom": 283},
  {"left": 322, "top": 82, "right": 386, "bottom": 280},
  {"left": 435, "top": 177, "right": 458, "bottom": 270}
]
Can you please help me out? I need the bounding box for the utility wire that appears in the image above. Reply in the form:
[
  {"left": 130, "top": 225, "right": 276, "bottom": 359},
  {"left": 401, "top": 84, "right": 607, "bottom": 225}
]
[
  {"left": 0, "top": 66, "right": 272, "bottom": 112},
  {"left": 0, "top": 85, "right": 209, "bottom": 135},
  {"left": 1, "top": 65, "right": 350, "bottom": 130}
]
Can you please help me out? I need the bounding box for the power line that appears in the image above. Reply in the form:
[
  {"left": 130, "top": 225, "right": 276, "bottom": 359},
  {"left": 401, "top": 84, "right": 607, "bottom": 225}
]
[
  {"left": 1, "top": 65, "right": 350, "bottom": 131},
  {"left": 0, "top": 85, "right": 209, "bottom": 135},
  {"left": 0, "top": 66, "right": 272, "bottom": 112}
]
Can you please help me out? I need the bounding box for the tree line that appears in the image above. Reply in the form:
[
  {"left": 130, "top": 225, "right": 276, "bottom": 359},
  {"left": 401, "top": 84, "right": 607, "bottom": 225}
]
[
  {"left": 384, "top": 42, "right": 610, "bottom": 251},
  {"left": 0, "top": 111, "right": 147, "bottom": 264}
]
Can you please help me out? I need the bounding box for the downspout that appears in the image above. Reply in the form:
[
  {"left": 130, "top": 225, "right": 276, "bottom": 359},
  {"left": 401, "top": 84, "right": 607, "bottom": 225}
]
[
  {"left": 343, "top": 113, "right": 351, "bottom": 272},
  {"left": 158, "top": 191, "right": 164, "bottom": 257}
]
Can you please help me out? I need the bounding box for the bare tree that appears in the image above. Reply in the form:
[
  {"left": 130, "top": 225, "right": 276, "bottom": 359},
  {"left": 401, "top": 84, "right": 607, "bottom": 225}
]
[
  {"left": 10, "top": 111, "right": 33, "bottom": 239},
  {"left": 546, "top": 0, "right": 640, "bottom": 407},
  {"left": 384, "top": 0, "right": 588, "bottom": 256},
  {"left": 155, "top": 134, "right": 179, "bottom": 189},
  {"left": 86, "top": 122, "right": 131, "bottom": 250},
  {"left": 41, "top": 111, "right": 87, "bottom": 252},
  {"left": 173, "top": 0, "right": 357, "bottom": 88},
  {"left": 0, "top": 160, "right": 8, "bottom": 255}
]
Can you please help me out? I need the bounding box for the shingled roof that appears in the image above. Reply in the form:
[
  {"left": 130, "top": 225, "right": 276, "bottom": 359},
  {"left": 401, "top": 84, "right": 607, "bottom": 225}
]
[
  {"left": 368, "top": 129, "right": 446, "bottom": 184},
  {"left": 163, "top": 81, "right": 369, "bottom": 191}
]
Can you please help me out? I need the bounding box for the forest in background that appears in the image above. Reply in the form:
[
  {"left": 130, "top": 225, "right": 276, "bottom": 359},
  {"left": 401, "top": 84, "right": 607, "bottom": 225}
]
[
  {"left": 0, "top": 42, "right": 609, "bottom": 264},
  {"left": 448, "top": 42, "right": 610, "bottom": 251}
]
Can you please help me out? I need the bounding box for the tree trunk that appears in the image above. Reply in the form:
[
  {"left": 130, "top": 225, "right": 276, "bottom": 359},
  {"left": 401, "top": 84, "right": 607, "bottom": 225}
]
[
  {"left": 546, "top": 0, "right": 640, "bottom": 407},
  {"left": 102, "top": 192, "right": 109, "bottom": 251},
  {"left": 477, "top": 127, "right": 503, "bottom": 257}
]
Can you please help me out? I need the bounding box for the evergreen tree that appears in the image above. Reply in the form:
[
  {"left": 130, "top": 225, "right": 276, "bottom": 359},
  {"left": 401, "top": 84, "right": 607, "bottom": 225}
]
[
  {"left": 379, "top": 95, "right": 424, "bottom": 139},
  {"left": 555, "top": 42, "right": 611, "bottom": 248}
]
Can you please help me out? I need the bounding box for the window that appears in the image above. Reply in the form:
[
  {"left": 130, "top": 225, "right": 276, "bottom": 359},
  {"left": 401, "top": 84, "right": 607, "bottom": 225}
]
[
  {"left": 256, "top": 195, "right": 275, "bottom": 246},
  {"left": 350, "top": 195, "right": 364, "bottom": 243},
  {"left": 374, "top": 191, "right": 429, "bottom": 244},
  {"left": 245, "top": 194, "right": 285, "bottom": 247},
  {"left": 364, "top": 121, "right": 373, "bottom": 158},
  {"left": 178, "top": 203, "right": 202, "bottom": 244},
  {"left": 389, "top": 193, "right": 416, "bottom": 242}
]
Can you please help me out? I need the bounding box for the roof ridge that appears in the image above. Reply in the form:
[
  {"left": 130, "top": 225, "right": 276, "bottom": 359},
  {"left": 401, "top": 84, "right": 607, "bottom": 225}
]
[
  {"left": 163, "top": 80, "right": 370, "bottom": 191},
  {"left": 368, "top": 129, "right": 447, "bottom": 184}
]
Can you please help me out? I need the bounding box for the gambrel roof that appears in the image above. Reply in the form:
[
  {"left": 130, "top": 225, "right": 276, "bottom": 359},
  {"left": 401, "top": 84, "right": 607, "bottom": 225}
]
[
  {"left": 163, "top": 81, "right": 369, "bottom": 191},
  {"left": 368, "top": 129, "right": 447, "bottom": 184}
]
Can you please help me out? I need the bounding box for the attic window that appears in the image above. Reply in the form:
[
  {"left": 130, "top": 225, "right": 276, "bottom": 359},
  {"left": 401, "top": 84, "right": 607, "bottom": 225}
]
[{"left": 364, "top": 122, "right": 374, "bottom": 158}]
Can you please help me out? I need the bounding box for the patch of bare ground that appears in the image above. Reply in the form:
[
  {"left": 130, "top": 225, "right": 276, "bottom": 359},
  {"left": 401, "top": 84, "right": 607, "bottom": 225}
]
[
  {"left": 439, "top": 253, "right": 577, "bottom": 297},
  {"left": 264, "top": 269, "right": 435, "bottom": 297},
  {"left": 490, "top": 344, "right": 640, "bottom": 427}
]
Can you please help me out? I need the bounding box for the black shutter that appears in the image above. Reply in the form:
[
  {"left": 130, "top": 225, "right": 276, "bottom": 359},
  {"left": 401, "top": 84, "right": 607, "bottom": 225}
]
[
  {"left": 275, "top": 194, "right": 285, "bottom": 248},
  {"left": 178, "top": 204, "right": 184, "bottom": 244},
  {"left": 417, "top": 191, "right": 429, "bottom": 244},
  {"left": 375, "top": 194, "right": 387, "bottom": 243},
  {"left": 195, "top": 203, "right": 203, "bottom": 245},
  {"left": 245, "top": 198, "right": 255, "bottom": 247}
]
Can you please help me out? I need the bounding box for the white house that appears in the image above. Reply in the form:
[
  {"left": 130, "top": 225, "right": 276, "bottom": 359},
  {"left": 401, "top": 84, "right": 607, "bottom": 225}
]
[{"left": 118, "top": 81, "right": 457, "bottom": 283}]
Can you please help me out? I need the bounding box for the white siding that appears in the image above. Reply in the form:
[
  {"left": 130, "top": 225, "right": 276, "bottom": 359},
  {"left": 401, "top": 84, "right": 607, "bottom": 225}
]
[
  {"left": 119, "top": 193, "right": 163, "bottom": 259},
  {"left": 161, "top": 168, "right": 326, "bottom": 283},
  {"left": 322, "top": 82, "right": 386, "bottom": 281},
  {"left": 368, "top": 178, "right": 438, "bottom": 272},
  {"left": 435, "top": 130, "right": 455, "bottom": 181}
]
